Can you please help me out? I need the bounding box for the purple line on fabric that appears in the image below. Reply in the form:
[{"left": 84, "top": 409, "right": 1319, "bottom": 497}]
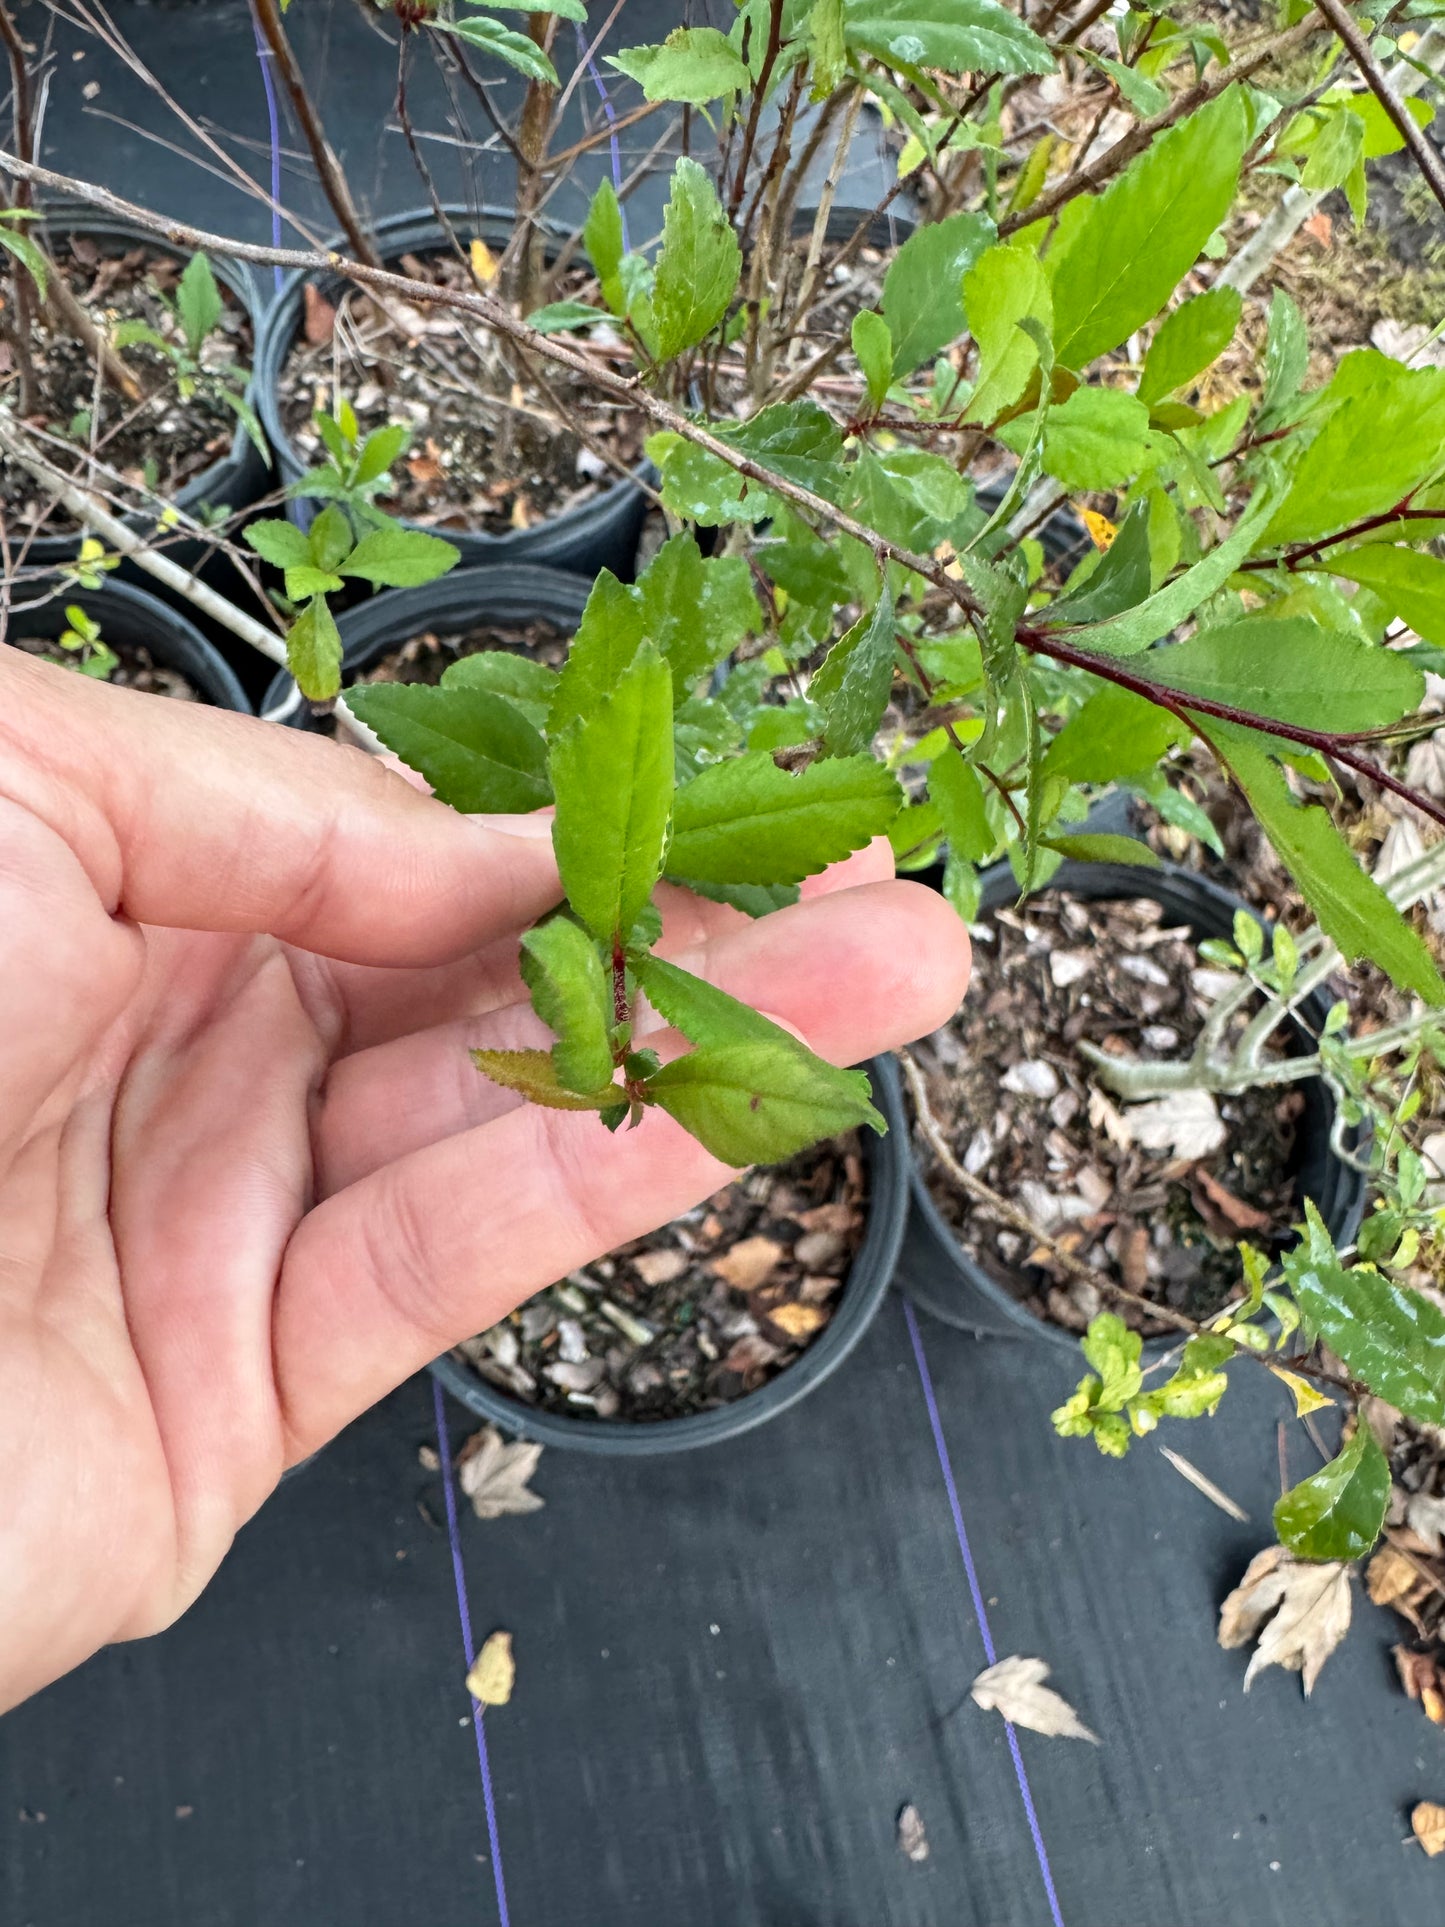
[
  {"left": 433, "top": 1377, "right": 512, "bottom": 1927},
  {"left": 902, "top": 1298, "right": 1066, "bottom": 1927},
  {"left": 248, "top": 0, "right": 285, "bottom": 293},
  {"left": 574, "top": 24, "right": 630, "bottom": 251}
]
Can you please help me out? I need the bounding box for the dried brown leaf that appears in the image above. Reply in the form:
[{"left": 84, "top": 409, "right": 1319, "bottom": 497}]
[
  {"left": 1406, "top": 1492, "right": 1445, "bottom": 1555},
  {"left": 456, "top": 1425, "right": 545, "bottom": 1522},
  {"left": 1217, "top": 1545, "right": 1352, "bottom": 1695},
  {"left": 896, "top": 1803, "right": 929, "bottom": 1862},
  {"left": 1412, "top": 1801, "right": 1445, "bottom": 1856},
  {"left": 466, "top": 1630, "right": 515, "bottom": 1707},
  {"left": 1368, "top": 1546, "right": 1425, "bottom": 1610},
  {"left": 768, "top": 1301, "right": 827, "bottom": 1339},
  {"left": 1395, "top": 1646, "right": 1445, "bottom": 1724},
  {"left": 969, "top": 1655, "right": 1099, "bottom": 1743},
  {"left": 630, "top": 1248, "right": 689, "bottom": 1287},
  {"left": 1193, "top": 1166, "right": 1272, "bottom": 1232},
  {"left": 711, "top": 1235, "right": 783, "bottom": 1293},
  {"left": 303, "top": 282, "right": 336, "bottom": 344}
]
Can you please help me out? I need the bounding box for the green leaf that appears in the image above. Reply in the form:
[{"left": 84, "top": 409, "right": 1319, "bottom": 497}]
[
  {"left": 344, "top": 682, "right": 551, "bottom": 813},
  {"left": 809, "top": 0, "right": 847, "bottom": 98},
  {"left": 1139, "top": 286, "right": 1243, "bottom": 405},
  {"left": 636, "top": 533, "right": 761, "bottom": 695},
  {"left": 668, "top": 751, "right": 901, "bottom": 885},
  {"left": 608, "top": 27, "right": 750, "bottom": 102},
  {"left": 1037, "top": 385, "right": 1152, "bottom": 490},
  {"left": 520, "top": 915, "right": 616, "bottom": 1095},
  {"left": 1043, "top": 832, "right": 1160, "bottom": 867},
  {"left": 1328, "top": 544, "right": 1445, "bottom": 648},
  {"left": 176, "top": 251, "right": 222, "bottom": 357},
  {"left": 1049, "top": 88, "right": 1247, "bottom": 370},
  {"left": 338, "top": 527, "right": 459, "bottom": 588},
  {"left": 852, "top": 309, "right": 895, "bottom": 411},
  {"left": 1041, "top": 682, "right": 1186, "bottom": 784},
  {"left": 1078, "top": 47, "right": 1168, "bottom": 118},
  {"left": 1262, "top": 289, "right": 1308, "bottom": 420},
  {"left": 811, "top": 584, "right": 895, "bottom": 758},
  {"left": 470, "top": 1048, "right": 618, "bottom": 1111},
  {"left": 1284, "top": 1206, "right": 1445, "bottom": 1424},
  {"left": 527, "top": 300, "right": 604, "bottom": 334},
  {"left": 584, "top": 178, "right": 625, "bottom": 313},
  {"left": 1273, "top": 1419, "right": 1389, "bottom": 1562},
  {"left": 668, "top": 876, "right": 800, "bottom": 916},
  {"left": 646, "top": 1039, "right": 884, "bottom": 1166},
  {"left": 1213, "top": 723, "right": 1445, "bottom": 1003},
  {"left": 0, "top": 221, "right": 49, "bottom": 297},
  {"left": 1264, "top": 351, "right": 1445, "bottom": 547},
  {"left": 353, "top": 423, "right": 409, "bottom": 485},
  {"left": 1051, "top": 488, "right": 1278, "bottom": 658},
  {"left": 308, "top": 503, "right": 354, "bottom": 574},
  {"left": 441, "top": 650, "right": 558, "bottom": 729},
  {"left": 843, "top": 0, "right": 1053, "bottom": 78},
  {"left": 439, "top": 15, "right": 559, "bottom": 84},
  {"left": 284, "top": 564, "right": 344, "bottom": 600},
  {"left": 1082, "top": 1312, "right": 1143, "bottom": 1406},
  {"left": 652, "top": 157, "right": 742, "bottom": 361},
  {"left": 882, "top": 210, "right": 996, "bottom": 376},
  {"left": 550, "top": 641, "right": 674, "bottom": 944},
  {"left": 1150, "top": 1332, "right": 1232, "bottom": 1418},
  {"left": 962, "top": 241, "right": 1052, "bottom": 425},
  {"left": 286, "top": 596, "right": 344, "bottom": 703},
  {"left": 726, "top": 399, "right": 847, "bottom": 495},
  {"left": 1146, "top": 617, "right": 1423, "bottom": 732},
  {"left": 633, "top": 952, "right": 806, "bottom": 1048},
  {"left": 929, "top": 744, "right": 995, "bottom": 863},
  {"left": 1047, "top": 501, "right": 1153, "bottom": 625},
  {"left": 549, "top": 570, "right": 646, "bottom": 735},
  {"left": 1299, "top": 103, "right": 1365, "bottom": 196},
  {"left": 243, "top": 517, "right": 312, "bottom": 570},
  {"left": 480, "top": 0, "right": 586, "bottom": 16}
]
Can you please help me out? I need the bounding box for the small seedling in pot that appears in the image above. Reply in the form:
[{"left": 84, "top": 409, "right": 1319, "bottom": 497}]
[
  {"left": 47, "top": 603, "right": 119, "bottom": 680},
  {"left": 110, "top": 251, "right": 268, "bottom": 464}
]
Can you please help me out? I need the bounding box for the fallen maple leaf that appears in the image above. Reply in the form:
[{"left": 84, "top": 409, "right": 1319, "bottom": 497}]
[
  {"left": 467, "top": 1630, "right": 515, "bottom": 1707},
  {"left": 456, "top": 1425, "right": 545, "bottom": 1521},
  {"left": 1121, "top": 1088, "right": 1227, "bottom": 1160},
  {"left": 1217, "top": 1545, "right": 1351, "bottom": 1695},
  {"left": 1413, "top": 1801, "right": 1445, "bottom": 1856},
  {"left": 969, "top": 1655, "right": 1099, "bottom": 1743}
]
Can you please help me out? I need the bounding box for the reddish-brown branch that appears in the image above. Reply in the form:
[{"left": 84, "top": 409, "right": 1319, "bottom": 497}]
[
  {"left": 727, "top": 0, "right": 786, "bottom": 219},
  {"left": 253, "top": 0, "right": 382, "bottom": 269},
  {"left": 1312, "top": 0, "right": 1445, "bottom": 216}
]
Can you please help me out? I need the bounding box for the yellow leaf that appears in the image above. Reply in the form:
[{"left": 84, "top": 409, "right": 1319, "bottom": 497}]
[
  {"left": 470, "top": 238, "right": 499, "bottom": 286},
  {"left": 769, "top": 1301, "right": 827, "bottom": 1338},
  {"left": 466, "top": 1630, "right": 515, "bottom": 1707},
  {"left": 1080, "top": 508, "right": 1117, "bottom": 551},
  {"left": 1268, "top": 1366, "right": 1334, "bottom": 1418},
  {"left": 1412, "top": 1801, "right": 1445, "bottom": 1856}
]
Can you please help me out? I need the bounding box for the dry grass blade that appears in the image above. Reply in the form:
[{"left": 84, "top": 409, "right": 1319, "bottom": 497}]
[{"left": 1159, "top": 1446, "right": 1251, "bottom": 1522}]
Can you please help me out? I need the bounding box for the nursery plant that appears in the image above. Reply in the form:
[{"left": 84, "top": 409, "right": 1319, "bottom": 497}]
[{"left": 12, "top": 0, "right": 1445, "bottom": 1530}]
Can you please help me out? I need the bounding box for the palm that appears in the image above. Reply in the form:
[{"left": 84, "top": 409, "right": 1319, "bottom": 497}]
[{"left": 0, "top": 653, "right": 968, "bottom": 1711}]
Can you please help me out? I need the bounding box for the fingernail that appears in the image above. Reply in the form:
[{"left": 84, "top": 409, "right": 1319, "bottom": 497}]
[{"left": 473, "top": 811, "right": 555, "bottom": 839}]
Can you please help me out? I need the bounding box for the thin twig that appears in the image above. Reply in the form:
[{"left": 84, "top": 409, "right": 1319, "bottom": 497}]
[{"left": 1312, "top": 0, "right": 1445, "bottom": 215}]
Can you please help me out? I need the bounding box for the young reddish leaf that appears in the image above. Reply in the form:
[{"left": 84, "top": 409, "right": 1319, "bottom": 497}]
[{"left": 470, "top": 1048, "right": 620, "bottom": 1111}]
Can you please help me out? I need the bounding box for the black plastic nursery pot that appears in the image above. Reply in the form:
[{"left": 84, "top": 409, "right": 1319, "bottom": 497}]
[
  {"left": 429, "top": 1057, "right": 910, "bottom": 1454},
  {"left": 8, "top": 574, "right": 251, "bottom": 711},
  {"left": 11, "top": 209, "right": 269, "bottom": 574},
  {"left": 254, "top": 207, "right": 650, "bottom": 582},
  {"left": 259, "top": 561, "right": 592, "bottom": 724},
  {"left": 899, "top": 858, "right": 1369, "bottom": 1353}
]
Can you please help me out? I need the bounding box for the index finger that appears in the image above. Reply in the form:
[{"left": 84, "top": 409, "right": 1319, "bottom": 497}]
[{"left": 0, "top": 648, "right": 561, "bottom": 966}]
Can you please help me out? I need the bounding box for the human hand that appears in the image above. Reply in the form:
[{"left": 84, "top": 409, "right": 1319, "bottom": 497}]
[{"left": 0, "top": 646, "right": 969, "bottom": 1710}]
